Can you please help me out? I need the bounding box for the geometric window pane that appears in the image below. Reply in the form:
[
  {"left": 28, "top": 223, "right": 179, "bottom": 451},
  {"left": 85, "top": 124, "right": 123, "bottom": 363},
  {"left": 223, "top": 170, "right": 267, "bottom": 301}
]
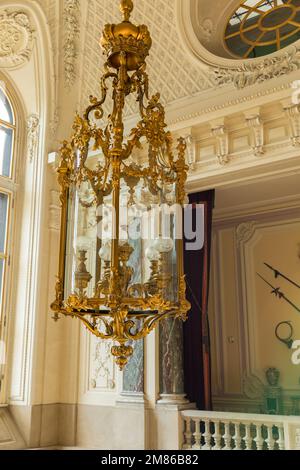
[
  {"left": 0, "top": 259, "right": 3, "bottom": 306},
  {"left": 225, "top": 0, "right": 300, "bottom": 58},
  {"left": 0, "top": 90, "right": 13, "bottom": 124},
  {"left": 0, "top": 125, "right": 13, "bottom": 178},
  {"left": 0, "top": 193, "right": 8, "bottom": 253},
  {"left": 280, "top": 31, "right": 300, "bottom": 49}
]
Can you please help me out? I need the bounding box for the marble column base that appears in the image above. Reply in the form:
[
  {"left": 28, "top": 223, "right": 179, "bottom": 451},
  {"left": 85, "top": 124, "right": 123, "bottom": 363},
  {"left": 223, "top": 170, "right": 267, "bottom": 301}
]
[
  {"left": 157, "top": 394, "right": 190, "bottom": 406},
  {"left": 116, "top": 392, "right": 146, "bottom": 407},
  {"left": 154, "top": 400, "right": 196, "bottom": 450}
]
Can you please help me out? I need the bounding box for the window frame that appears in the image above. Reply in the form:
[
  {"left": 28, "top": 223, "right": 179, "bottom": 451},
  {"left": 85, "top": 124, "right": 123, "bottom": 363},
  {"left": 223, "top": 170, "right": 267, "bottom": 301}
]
[
  {"left": 0, "top": 83, "right": 18, "bottom": 403},
  {"left": 0, "top": 90, "right": 16, "bottom": 182},
  {"left": 0, "top": 189, "right": 11, "bottom": 320}
]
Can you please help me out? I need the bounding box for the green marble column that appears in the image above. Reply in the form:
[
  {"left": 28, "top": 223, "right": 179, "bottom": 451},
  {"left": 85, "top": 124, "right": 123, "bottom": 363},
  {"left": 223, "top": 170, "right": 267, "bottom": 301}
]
[{"left": 159, "top": 317, "right": 187, "bottom": 403}]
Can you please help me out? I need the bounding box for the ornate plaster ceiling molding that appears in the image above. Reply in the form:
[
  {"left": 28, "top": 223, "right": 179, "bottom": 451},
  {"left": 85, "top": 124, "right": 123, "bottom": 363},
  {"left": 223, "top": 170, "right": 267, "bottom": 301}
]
[
  {"left": 63, "top": 0, "right": 80, "bottom": 88},
  {"left": 0, "top": 9, "right": 34, "bottom": 69},
  {"left": 176, "top": 0, "right": 300, "bottom": 90},
  {"left": 213, "top": 46, "right": 300, "bottom": 90}
]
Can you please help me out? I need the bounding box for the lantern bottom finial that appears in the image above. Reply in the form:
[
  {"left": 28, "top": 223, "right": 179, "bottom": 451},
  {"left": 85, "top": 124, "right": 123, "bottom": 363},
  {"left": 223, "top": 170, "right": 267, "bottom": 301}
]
[{"left": 111, "top": 344, "right": 134, "bottom": 370}]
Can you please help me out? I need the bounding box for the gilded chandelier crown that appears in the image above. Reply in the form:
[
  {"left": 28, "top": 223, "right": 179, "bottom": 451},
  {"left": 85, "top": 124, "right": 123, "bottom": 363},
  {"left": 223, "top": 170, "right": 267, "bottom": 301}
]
[{"left": 100, "top": 0, "right": 152, "bottom": 71}]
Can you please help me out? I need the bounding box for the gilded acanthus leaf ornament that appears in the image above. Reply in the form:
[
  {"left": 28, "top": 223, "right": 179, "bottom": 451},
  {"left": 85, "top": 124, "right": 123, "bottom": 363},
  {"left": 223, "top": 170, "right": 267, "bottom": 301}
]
[{"left": 51, "top": 0, "right": 191, "bottom": 369}]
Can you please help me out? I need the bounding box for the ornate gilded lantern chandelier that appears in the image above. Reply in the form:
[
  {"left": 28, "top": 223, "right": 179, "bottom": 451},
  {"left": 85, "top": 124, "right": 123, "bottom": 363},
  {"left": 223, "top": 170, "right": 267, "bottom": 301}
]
[{"left": 51, "top": 0, "right": 191, "bottom": 369}]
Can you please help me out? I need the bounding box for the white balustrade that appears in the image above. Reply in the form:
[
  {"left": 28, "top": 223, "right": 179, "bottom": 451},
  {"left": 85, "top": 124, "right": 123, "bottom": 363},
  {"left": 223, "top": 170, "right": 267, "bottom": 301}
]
[
  {"left": 277, "top": 425, "right": 285, "bottom": 450},
  {"left": 204, "top": 419, "right": 213, "bottom": 450},
  {"left": 212, "top": 421, "right": 222, "bottom": 450},
  {"left": 193, "top": 418, "right": 201, "bottom": 450},
  {"left": 233, "top": 422, "right": 242, "bottom": 450},
  {"left": 254, "top": 424, "right": 264, "bottom": 450},
  {"left": 181, "top": 411, "right": 300, "bottom": 450},
  {"left": 243, "top": 423, "right": 252, "bottom": 450},
  {"left": 223, "top": 421, "right": 232, "bottom": 450},
  {"left": 265, "top": 425, "right": 275, "bottom": 450},
  {"left": 182, "top": 417, "right": 193, "bottom": 450}
]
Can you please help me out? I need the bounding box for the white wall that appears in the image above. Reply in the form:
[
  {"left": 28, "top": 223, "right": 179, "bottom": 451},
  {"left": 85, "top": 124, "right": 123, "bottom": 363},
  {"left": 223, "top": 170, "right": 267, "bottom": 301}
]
[{"left": 210, "top": 177, "right": 300, "bottom": 414}]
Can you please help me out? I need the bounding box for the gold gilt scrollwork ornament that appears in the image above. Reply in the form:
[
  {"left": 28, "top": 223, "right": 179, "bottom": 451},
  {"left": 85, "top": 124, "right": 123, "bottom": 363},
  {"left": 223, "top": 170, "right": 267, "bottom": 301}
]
[{"left": 51, "top": 0, "right": 191, "bottom": 369}]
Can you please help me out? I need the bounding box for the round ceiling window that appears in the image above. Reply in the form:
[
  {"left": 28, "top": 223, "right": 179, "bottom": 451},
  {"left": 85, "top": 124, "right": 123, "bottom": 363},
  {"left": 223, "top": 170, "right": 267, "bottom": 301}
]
[{"left": 225, "top": 0, "right": 300, "bottom": 59}]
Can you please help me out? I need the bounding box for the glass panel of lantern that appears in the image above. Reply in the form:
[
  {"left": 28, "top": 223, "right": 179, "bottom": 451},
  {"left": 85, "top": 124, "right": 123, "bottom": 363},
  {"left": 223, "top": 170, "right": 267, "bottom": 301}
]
[
  {"left": 64, "top": 151, "right": 179, "bottom": 309},
  {"left": 64, "top": 149, "right": 111, "bottom": 304},
  {"left": 121, "top": 176, "right": 179, "bottom": 306}
]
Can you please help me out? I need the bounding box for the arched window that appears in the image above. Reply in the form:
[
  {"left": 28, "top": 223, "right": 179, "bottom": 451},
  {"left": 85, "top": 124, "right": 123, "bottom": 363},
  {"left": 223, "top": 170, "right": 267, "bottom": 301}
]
[
  {"left": 0, "top": 86, "right": 15, "bottom": 382},
  {"left": 0, "top": 90, "right": 14, "bottom": 177}
]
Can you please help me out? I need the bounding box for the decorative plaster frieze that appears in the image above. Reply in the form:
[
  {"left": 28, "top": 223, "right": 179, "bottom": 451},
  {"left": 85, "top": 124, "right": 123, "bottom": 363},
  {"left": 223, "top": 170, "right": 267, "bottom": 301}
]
[
  {"left": 212, "top": 47, "right": 300, "bottom": 90},
  {"left": 211, "top": 125, "right": 229, "bottom": 165},
  {"left": 63, "top": 0, "right": 80, "bottom": 88},
  {"left": 284, "top": 105, "right": 300, "bottom": 147},
  {"left": 27, "top": 114, "right": 40, "bottom": 163},
  {"left": 245, "top": 114, "right": 265, "bottom": 157},
  {"left": 0, "top": 10, "right": 34, "bottom": 69},
  {"left": 49, "top": 190, "right": 61, "bottom": 231},
  {"left": 236, "top": 221, "right": 256, "bottom": 244}
]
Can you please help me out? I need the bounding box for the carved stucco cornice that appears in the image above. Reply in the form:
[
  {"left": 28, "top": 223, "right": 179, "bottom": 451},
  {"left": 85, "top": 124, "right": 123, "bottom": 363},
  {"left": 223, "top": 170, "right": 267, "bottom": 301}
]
[{"left": 166, "top": 81, "right": 295, "bottom": 128}]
